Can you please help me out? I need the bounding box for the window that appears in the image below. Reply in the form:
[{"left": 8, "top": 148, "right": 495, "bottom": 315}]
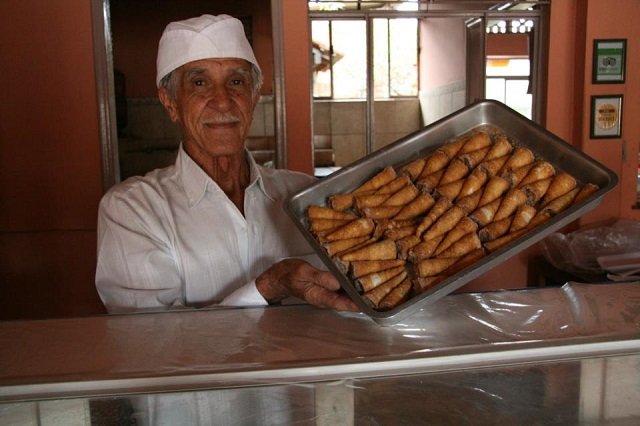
[
  {"left": 312, "top": 18, "right": 418, "bottom": 99},
  {"left": 486, "top": 58, "right": 532, "bottom": 118}
]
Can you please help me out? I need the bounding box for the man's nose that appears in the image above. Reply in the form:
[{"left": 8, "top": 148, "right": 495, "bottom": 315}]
[{"left": 206, "top": 85, "right": 232, "bottom": 110}]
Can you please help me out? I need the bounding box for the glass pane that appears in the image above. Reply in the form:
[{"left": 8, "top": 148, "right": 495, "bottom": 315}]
[
  {"left": 373, "top": 19, "right": 390, "bottom": 99},
  {"left": 311, "top": 20, "right": 332, "bottom": 98},
  {"left": 486, "top": 58, "right": 530, "bottom": 76},
  {"left": 485, "top": 77, "right": 506, "bottom": 103},
  {"left": 332, "top": 20, "right": 367, "bottom": 99},
  {"left": 389, "top": 18, "right": 418, "bottom": 96},
  {"left": 505, "top": 79, "right": 532, "bottom": 118}
]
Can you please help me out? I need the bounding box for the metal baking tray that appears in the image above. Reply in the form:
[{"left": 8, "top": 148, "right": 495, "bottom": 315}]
[{"left": 285, "top": 100, "right": 618, "bottom": 325}]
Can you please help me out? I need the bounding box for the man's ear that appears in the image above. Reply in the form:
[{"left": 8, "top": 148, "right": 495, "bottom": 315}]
[{"left": 158, "top": 87, "right": 179, "bottom": 123}]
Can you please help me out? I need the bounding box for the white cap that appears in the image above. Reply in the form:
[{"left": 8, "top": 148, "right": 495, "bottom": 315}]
[{"left": 156, "top": 14, "right": 260, "bottom": 87}]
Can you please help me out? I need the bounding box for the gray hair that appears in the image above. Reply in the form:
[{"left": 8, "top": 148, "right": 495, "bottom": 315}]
[{"left": 159, "top": 63, "right": 263, "bottom": 100}]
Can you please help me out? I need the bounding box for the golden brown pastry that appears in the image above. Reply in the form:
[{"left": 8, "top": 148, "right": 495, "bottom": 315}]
[
  {"left": 323, "top": 236, "right": 371, "bottom": 257},
  {"left": 484, "top": 135, "right": 513, "bottom": 161},
  {"left": 415, "top": 169, "right": 445, "bottom": 193},
  {"left": 510, "top": 204, "right": 537, "bottom": 232},
  {"left": 493, "top": 188, "right": 527, "bottom": 221},
  {"left": 434, "top": 179, "right": 464, "bottom": 200},
  {"left": 356, "top": 265, "right": 407, "bottom": 292},
  {"left": 415, "top": 196, "right": 453, "bottom": 237},
  {"left": 459, "top": 131, "right": 492, "bottom": 155},
  {"left": 378, "top": 278, "right": 413, "bottom": 311},
  {"left": 393, "top": 193, "right": 436, "bottom": 220},
  {"left": 422, "top": 205, "right": 466, "bottom": 241},
  {"left": 469, "top": 197, "right": 502, "bottom": 226},
  {"left": 363, "top": 271, "right": 408, "bottom": 308},
  {"left": 478, "top": 216, "right": 513, "bottom": 243},
  {"left": 381, "top": 183, "right": 419, "bottom": 207},
  {"left": 350, "top": 259, "right": 406, "bottom": 279},
  {"left": 500, "top": 146, "right": 535, "bottom": 173},
  {"left": 456, "top": 190, "right": 483, "bottom": 214},
  {"left": 439, "top": 158, "right": 470, "bottom": 185},
  {"left": 434, "top": 216, "right": 478, "bottom": 255},
  {"left": 418, "top": 150, "right": 450, "bottom": 179},
  {"left": 573, "top": 183, "right": 599, "bottom": 205},
  {"left": 339, "top": 238, "right": 398, "bottom": 262},
  {"left": 415, "top": 257, "right": 459, "bottom": 278},
  {"left": 478, "top": 175, "right": 510, "bottom": 207},
  {"left": 307, "top": 205, "right": 358, "bottom": 220},
  {"left": 353, "top": 166, "right": 397, "bottom": 194},
  {"left": 540, "top": 172, "right": 577, "bottom": 207},
  {"left": 324, "top": 218, "right": 375, "bottom": 241},
  {"left": 458, "top": 168, "right": 488, "bottom": 199},
  {"left": 479, "top": 154, "right": 510, "bottom": 177},
  {"left": 517, "top": 161, "right": 555, "bottom": 188},
  {"left": 435, "top": 232, "right": 481, "bottom": 258},
  {"left": 407, "top": 234, "right": 445, "bottom": 262}
]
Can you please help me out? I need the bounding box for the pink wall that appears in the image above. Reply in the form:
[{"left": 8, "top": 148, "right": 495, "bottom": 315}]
[
  {"left": 0, "top": 0, "right": 105, "bottom": 319},
  {"left": 420, "top": 18, "right": 466, "bottom": 89}
]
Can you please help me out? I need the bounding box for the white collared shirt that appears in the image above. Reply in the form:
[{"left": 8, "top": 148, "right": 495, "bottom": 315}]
[{"left": 95, "top": 146, "right": 317, "bottom": 313}]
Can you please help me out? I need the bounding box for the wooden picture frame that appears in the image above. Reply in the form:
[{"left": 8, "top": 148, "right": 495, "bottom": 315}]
[
  {"left": 590, "top": 95, "right": 623, "bottom": 139},
  {"left": 592, "top": 39, "right": 626, "bottom": 83}
]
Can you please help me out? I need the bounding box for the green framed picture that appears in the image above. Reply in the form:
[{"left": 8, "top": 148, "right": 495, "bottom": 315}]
[{"left": 592, "top": 39, "right": 626, "bottom": 83}]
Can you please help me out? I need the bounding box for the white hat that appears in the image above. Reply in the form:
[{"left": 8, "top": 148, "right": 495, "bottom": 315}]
[{"left": 156, "top": 14, "right": 260, "bottom": 87}]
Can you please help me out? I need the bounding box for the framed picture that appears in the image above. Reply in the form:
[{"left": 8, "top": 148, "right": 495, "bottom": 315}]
[
  {"left": 590, "top": 95, "right": 623, "bottom": 139},
  {"left": 592, "top": 39, "right": 626, "bottom": 83}
]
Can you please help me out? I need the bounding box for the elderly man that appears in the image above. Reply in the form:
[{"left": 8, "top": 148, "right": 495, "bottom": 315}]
[{"left": 96, "top": 14, "right": 357, "bottom": 313}]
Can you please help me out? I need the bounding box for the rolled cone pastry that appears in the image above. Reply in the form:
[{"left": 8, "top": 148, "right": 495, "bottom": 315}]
[
  {"left": 422, "top": 205, "right": 466, "bottom": 241},
  {"left": 415, "top": 257, "right": 459, "bottom": 277},
  {"left": 375, "top": 175, "right": 412, "bottom": 195},
  {"left": 483, "top": 228, "right": 528, "bottom": 253},
  {"left": 500, "top": 146, "right": 535, "bottom": 173},
  {"left": 455, "top": 190, "right": 482, "bottom": 214},
  {"left": 415, "top": 169, "right": 444, "bottom": 193},
  {"left": 310, "top": 218, "right": 352, "bottom": 234},
  {"left": 459, "top": 146, "right": 490, "bottom": 169},
  {"left": 339, "top": 238, "right": 398, "bottom": 262},
  {"left": 350, "top": 258, "right": 406, "bottom": 279},
  {"left": 307, "top": 205, "right": 358, "bottom": 220},
  {"left": 436, "top": 232, "right": 481, "bottom": 258},
  {"left": 502, "top": 162, "right": 534, "bottom": 187},
  {"left": 573, "top": 183, "right": 599, "bottom": 205},
  {"left": 438, "top": 137, "right": 466, "bottom": 159},
  {"left": 479, "top": 154, "right": 509, "bottom": 177},
  {"left": 323, "top": 236, "right": 371, "bottom": 257},
  {"left": 510, "top": 204, "right": 537, "bottom": 232},
  {"left": 396, "top": 234, "right": 422, "bottom": 259},
  {"left": 399, "top": 157, "right": 426, "bottom": 181},
  {"left": 527, "top": 210, "right": 553, "bottom": 229},
  {"left": 356, "top": 265, "right": 407, "bottom": 292},
  {"left": 517, "top": 161, "right": 556, "bottom": 188},
  {"left": 354, "top": 193, "right": 392, "bottom": 210},
  {"left": 378, "top": 278, "right": 413, "bottom": 311},
  {"left": 478, "top": 216, "right": 513, "bottom": 243},
  {"left": 324, "top": 218, "right": 375, "bottom": 241},
  {"left": 522, "top": 177, "right": 553, "bottom": 205},
  {"left": 542, "top": 187, "right": 580, "bottom": 215},
  {"left": 484, "top": 135, "right": 513, "bottom": 161},
  {"left": 413, "top": 275, "right": 446, "bottom": 294},
  {"left": 439, "top": 158, "right": 470, "bottom": 185},
  {"left": 458, "top": 168, "right": 488, "bottom": 199},
  {"left": 540, "top": 172, "right": 577, "bottom": 207},
  {"left": 361, "top": 205, "right": 402, "bottom": 220},
  {"left": 478, "top": 175, "right": 510, "bottom": 207},
  {"left": 383, "top": 225, "right": 418, "bottom": 241},
  {"left": 407, "top": 234, "right": 445, "bottom": 262},
  {"left": 363, "top": 272, "right": 408, "bottom": 309},
  {"left": 459, "top": 131, "right": 492, "bottom": 155},
  {"left": 376, "top": 218, "right": 419, "bottom": 232},
  {"left": 353, "top": 166, "right": 397, "bottom": 194},
  {"left": 328, "top": 193, "right": 356, "bottom": 211},
  {"left": 434, "top": 216, "right": 478, "bottom": 255},
  {"left": 434, "top": 179, "right": 464, "bottom": 201},
  {"left": 445, "top": 247, "right": 486, "bottom": 276},
  {"left": 493, "top": 188, "right": 527, "bottom": 221},
  {"left": 469, "top": 197, "right": 502, "bottom": 226},
  {"left": 393, "top": 193, "right": 436, "bottom": 220},
  {"left": 381, "top": 183, "right": 419, "bottom": 207},
  {"left": 415, "top": 196, "right": 453, "bottom": 237},
  {"left": 418, "top": 150, "right": 450, "bottom": 178}
]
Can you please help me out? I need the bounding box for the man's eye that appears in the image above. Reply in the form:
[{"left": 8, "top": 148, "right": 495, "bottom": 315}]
[
  {"left": 231, "top": 79, "right": 245, "bottom": 86},
  {"left": 193, "top": 79, "right": 206, "bottom": 86}
]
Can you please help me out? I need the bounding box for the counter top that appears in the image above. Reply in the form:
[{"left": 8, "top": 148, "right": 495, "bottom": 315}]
[{"left": 1, "top": 282, "right": 639, "bottom": 402}]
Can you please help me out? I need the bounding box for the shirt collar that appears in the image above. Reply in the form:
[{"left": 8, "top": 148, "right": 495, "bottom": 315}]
[{"left": 177, "top": 145, "right": 275, "bottom": 208}]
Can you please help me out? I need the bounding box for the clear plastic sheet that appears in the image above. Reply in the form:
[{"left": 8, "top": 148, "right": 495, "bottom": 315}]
[
  {"left": 1, "top": 283, "right": 640, "bottom": 424},
  {"left": 541, "top": 219, "right": 640, "bottom": 276}
]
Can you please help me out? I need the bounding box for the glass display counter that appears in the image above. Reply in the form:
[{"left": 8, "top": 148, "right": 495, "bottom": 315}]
[{"left": 1, "top": 282, "right": 639, "bottom": 425}]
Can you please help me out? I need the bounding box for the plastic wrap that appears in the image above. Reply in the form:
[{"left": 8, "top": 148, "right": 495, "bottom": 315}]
[{"left": 541, "top": 219, "right": 640, "bottom": 276}]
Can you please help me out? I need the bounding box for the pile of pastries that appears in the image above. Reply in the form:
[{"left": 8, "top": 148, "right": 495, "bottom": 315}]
[{"left": 305, "top": 126, "right": 599, "bottom": 312}]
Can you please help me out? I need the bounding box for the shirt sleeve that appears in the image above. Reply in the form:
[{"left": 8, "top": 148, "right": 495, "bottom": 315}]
[{"left": 95, "top": 188, "right": 185, "bottom": 313}]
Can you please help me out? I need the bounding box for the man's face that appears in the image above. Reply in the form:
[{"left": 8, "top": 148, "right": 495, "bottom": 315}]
[{"left": 159, "top": 58, "right": 258, "bottom": 161}]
